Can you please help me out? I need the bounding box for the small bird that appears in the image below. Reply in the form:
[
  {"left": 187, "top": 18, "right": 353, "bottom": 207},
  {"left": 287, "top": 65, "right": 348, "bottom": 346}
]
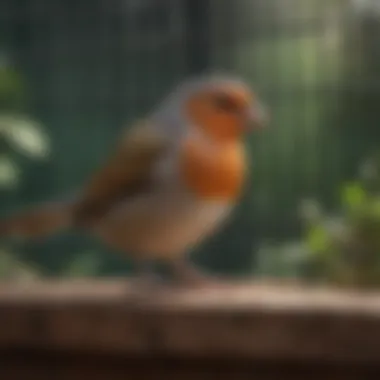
[{"left": 0, "top": 75, "right": 267, "bottom": 288}]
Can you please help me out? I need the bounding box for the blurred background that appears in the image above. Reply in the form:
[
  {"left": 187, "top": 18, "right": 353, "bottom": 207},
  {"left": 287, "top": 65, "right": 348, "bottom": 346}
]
[{"left": 0, "top": 0, "right": 379, "bottom": 287}]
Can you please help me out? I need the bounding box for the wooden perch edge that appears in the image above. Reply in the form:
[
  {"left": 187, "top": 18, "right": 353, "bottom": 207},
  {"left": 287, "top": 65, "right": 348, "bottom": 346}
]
[{"left": 0, "top": 279, "right": 380, "bottom": 364}]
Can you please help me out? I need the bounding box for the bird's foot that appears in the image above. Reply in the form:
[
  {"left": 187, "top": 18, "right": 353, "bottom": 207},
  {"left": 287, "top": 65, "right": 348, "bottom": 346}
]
[
  {"left": 170, "top": 260, "right": 228, "bottom": 290},
  {"left": 125, "top": 271, "right": 168, "bottom": 305}
]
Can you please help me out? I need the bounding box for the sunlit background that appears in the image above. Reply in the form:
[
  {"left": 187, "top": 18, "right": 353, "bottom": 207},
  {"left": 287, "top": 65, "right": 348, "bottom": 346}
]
[{"left": 0, "top": 0, "right": 379, "bottom": 287}]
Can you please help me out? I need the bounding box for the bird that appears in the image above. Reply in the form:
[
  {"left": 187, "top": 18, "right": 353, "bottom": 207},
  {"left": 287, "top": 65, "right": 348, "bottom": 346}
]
[{"left": 0, "top": 75, "right": 267, "bottom": 289}]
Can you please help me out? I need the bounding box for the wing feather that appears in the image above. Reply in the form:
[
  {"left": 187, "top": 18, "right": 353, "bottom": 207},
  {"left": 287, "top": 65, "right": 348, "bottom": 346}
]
[{"left": 73, "top": 120, "right": 169, "bottom": 226}]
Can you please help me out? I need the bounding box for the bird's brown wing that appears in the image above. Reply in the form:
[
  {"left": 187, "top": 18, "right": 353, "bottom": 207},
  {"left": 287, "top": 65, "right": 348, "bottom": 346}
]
[{"left": 73, "top": 120, "right": 169, "bottom": 226}]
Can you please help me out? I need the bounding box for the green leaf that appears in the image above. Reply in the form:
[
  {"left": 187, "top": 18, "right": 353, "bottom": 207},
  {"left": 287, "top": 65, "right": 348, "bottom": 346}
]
[
  {"left": 0, "top": 155, "right": 20, "bottom": 188},
  {"left": 0, "top": 116, "right": 50, "bottom": 159},
  {"left": 341, "top": 182, "right": 367, "bottom": 211},
  {"left": 65, "top": 252, "right": 102, "bottom": 278},
  {"left": 306, "top": 225, "right": 329, "bottom": 254}
]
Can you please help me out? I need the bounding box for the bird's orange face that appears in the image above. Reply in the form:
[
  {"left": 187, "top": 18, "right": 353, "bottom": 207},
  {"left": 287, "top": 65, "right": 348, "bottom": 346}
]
[{"left": 185, "top": 84, "right": 266, "bottom": 144}]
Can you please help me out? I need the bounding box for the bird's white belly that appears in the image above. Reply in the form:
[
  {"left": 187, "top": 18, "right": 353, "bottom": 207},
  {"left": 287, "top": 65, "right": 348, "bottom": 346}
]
[{"left": 96, "top": 191, "right": 233, "bottom": 260}]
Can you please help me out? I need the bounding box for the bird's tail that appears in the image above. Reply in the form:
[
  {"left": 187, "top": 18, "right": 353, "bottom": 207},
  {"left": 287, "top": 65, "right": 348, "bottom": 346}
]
[{"left": 0, "top": 200, "right": 77, "bottom": 239}]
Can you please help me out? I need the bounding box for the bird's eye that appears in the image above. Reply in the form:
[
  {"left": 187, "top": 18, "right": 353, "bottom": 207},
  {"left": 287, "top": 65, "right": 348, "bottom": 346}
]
[{"left": 212, "top": 94, "right": 239, "bottom": 113}]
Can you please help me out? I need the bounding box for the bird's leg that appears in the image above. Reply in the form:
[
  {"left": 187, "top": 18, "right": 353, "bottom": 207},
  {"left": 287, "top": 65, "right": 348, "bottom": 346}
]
[
  {"left": 127, "top": 260, "right": 167, "bottom": 302},
  {"left": 169, "top": 257, "right": 227, "bottom": 289}
]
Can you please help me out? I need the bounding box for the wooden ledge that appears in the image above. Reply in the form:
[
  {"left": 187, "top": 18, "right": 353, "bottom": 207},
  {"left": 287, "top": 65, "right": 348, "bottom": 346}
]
[{"left": 1, "top": 280, "right": 380, "bottom": 364}]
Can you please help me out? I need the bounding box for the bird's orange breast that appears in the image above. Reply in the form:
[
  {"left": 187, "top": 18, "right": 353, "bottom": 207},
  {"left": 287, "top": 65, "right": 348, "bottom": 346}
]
[{"left": 179, "top": 137, "right": 246, "bottom": 201}]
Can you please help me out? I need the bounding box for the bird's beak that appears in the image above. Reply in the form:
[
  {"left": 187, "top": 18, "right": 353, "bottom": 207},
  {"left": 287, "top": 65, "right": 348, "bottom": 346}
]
[{"left": 245, "top": 103, "right": 269, "bottom": 131}]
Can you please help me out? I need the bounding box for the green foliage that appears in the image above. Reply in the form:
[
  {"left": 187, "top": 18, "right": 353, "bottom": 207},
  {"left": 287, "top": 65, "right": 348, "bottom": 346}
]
[
  {"left": 63, "top": 251, "right": 103, "bottom": 278},
  {"left": 0, "top": 54, "right": 104, "bottom": 280},
  {"left": 255, "top": 240, "right": 317, "bottom": 279},
  {"left": 341, "top": 182, "right": 367, "bottom": 211},
  {"left": 256, "top": 156, "right": 380, "bottom": 289},
  {"left": 0, "top": 154, "right": 19, "bottom": 188},
  {"left": 0, "top": 248, "right": 42, "bottom": 281},
  {"left": 0, "top": 56, "right": 50, "bottom": 190},
  {"left": 0, "top": 115, "right": 50, "bottom": 159},
  {"left": 0, "top": 54, "right": 52, "bottom": 280},
  {"left": 0, "top": 116, "right": 50, "bottom": 189}
]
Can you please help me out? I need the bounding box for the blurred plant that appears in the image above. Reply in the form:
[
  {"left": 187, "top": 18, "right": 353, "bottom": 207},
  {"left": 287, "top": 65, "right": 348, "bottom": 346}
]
[
  {"left": 0, "top": 52, "right": 50, "bottom": 281},
  {"left": 0, "top": 55, "right": 50, "bottom": 190},
  {"left": 255, "top": 155, "right": 380, "bottom": 289},
  {"left": 0, "top": 247, "right": 42, "bottom": 281},
  {"left": 62, "top": 251, "right": 103, "bottom": 278},
  {"left": 0, "top": 56, "right": 102, "bottom": 279}
]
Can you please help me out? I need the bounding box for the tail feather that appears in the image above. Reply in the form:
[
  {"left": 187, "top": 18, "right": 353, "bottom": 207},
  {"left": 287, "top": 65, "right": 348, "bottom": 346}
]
[{"left": 0, "top": 201, "right": 75, "bottom": 239}]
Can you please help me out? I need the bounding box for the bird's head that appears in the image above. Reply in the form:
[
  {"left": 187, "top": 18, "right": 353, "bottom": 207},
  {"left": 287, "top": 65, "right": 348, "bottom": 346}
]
[
  {"left": 184, "top": 77, "right": 268, "bottom": 143},
  {"left": 153, "top": 75, "right": 268, "bottom": 144}
]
